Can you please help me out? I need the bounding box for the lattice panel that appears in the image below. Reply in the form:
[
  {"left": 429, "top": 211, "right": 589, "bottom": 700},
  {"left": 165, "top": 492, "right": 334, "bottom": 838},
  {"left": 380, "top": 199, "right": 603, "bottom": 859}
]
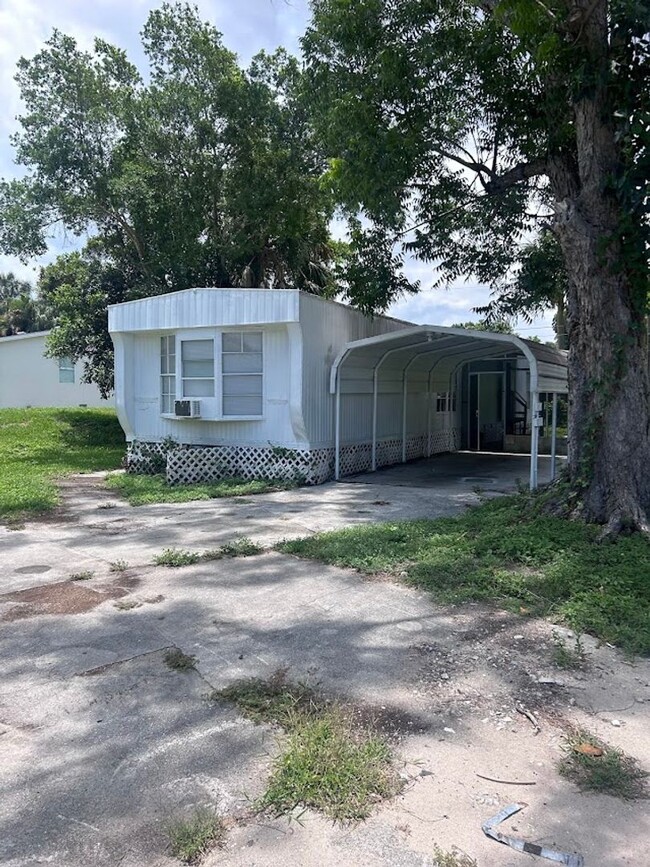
[
  {"left": 165, "top": 445, "right": 334, "bottom": 486},
  {"left": 127, "top": 428, "right": 461, "bottom": 487},
  {"left": 405, "top": 434, "right": 428, "bottom": 461},
  {"left": 126, "top": 442, "right": 168, "bottom": 475},
  {"left": 376, "top": 438, "right": 402, "bottom": 468},
  {"left": 337, "top": 443, "right": 372, "bottom": 477},
  {"left": 428, "top": 428, "right": 459, "bottom": 455}
]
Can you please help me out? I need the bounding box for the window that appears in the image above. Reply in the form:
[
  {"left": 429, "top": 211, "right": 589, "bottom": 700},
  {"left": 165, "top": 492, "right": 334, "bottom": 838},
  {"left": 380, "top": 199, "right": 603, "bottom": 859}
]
[
  {"left": 58, "top": 357, "right": 75, "bottom": 384},
  {"left": 222, "top": 331, "right": 263, "bottom": 416},
  {"left": 436, "top": 392, "right": 457, "bottom": 413},
  {"left": 160, "top": 336, "right": 176, "bottom": 413},
  {"left": 181, "top": 339, "right": 215, "bottom": 397}
]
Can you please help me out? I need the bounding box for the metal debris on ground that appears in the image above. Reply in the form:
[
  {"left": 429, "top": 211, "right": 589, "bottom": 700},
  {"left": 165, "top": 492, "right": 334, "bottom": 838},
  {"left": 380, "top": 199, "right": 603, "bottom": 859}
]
[{"left": 482, "top": 803, "right": 584, "bottom": 867}]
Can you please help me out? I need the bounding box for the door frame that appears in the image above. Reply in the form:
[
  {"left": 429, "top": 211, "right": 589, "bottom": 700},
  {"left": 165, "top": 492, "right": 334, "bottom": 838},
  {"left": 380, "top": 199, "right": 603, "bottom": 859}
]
[{"left": 467, "top": 370, "right": 507, "bottom": 451}]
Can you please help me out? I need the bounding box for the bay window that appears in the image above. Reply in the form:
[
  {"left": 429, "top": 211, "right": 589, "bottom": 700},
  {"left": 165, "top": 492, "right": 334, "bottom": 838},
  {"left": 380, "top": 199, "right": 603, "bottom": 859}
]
[{"left": 160, "top": 331, "right": 263, "bottom": 417}]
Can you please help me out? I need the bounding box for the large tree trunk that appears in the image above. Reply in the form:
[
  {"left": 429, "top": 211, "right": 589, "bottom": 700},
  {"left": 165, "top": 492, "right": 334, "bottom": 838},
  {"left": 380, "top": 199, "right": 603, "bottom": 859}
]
[
  {"left": 548, "top": 0, "right": 650, "bottom": 533},
  {"left": 558, "top": 226, "right": 650, "bottom": 532}
]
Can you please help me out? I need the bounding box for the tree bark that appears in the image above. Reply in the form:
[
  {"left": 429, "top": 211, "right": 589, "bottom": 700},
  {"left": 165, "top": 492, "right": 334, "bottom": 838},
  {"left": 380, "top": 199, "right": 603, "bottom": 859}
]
[
  {"left": 556, "top": 218, "right": 650, "bottom": 532},
  {"left": 547, "top": 0, "right": 650, "bottom": 532},
  {"left": 554, "top": 296, "right": 568, "bottom": 351}
]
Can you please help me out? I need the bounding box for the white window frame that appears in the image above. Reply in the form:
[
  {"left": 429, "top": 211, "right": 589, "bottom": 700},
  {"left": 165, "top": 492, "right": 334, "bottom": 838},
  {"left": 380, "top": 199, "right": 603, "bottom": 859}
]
[
  {"left": 435, "top": 391, "right": 457, "bottom": 413},
  {"left": 160, "top": 336, "right": 176, "bottom": 414},
  {"left": 221, "top": 330, "right": 264, "bottom": 419},
  {"left": 159, "top": 329, "right": 265, "bottom": 421},
  {"left": 180, "top": 337, "right": 215, "bottom": 399},
  {"left": 58, "top": 357, "right": 75, "bottom": 384}
]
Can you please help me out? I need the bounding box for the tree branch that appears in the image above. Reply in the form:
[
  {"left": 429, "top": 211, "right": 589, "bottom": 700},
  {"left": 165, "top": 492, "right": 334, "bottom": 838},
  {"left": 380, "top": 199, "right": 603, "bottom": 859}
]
[
  {"left": 435, "top": 147, "right": 493, "bottom": 179},
  {"left": 485, "top": 159, "right": 549, "bottom": 193}
]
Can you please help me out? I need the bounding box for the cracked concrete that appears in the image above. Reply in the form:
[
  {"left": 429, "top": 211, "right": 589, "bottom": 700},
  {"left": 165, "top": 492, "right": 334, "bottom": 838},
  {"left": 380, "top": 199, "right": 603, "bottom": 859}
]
[{"left": 1, "top": 454, "right": 648, "bottom": 866}]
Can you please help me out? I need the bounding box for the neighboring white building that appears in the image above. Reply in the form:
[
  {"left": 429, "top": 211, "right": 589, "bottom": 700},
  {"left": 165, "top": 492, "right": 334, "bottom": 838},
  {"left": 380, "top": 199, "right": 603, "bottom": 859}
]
[
  {"left": 108, "top": 287, "right": 568, "bottom": 487},
  {"left": 0, "top": 331, "right": 112, "bottom": 409}
]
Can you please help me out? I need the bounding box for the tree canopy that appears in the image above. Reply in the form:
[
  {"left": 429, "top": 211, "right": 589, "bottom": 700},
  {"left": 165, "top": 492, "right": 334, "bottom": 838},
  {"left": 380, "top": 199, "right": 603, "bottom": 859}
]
[
  {"left": 0, "top": 272, "right": 51, "bottom": 336},
  {"left": 305, "top": 0, "right": 650, "bottom": 531},
  {"left": 0, "top": 3, "right": 336, "bottom": 388}
]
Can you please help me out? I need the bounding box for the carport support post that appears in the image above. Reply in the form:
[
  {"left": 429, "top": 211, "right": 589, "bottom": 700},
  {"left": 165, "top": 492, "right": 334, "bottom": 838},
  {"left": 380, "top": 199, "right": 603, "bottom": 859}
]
[
  {"left": 550, "top": 392, "right": 558, "bottom": 480},
  {"left": 426, "top": 370, "right": 433, "bottom": 457},
  {"left": 371, "top": 368, "right": 378, "bottom": 471},
  {"left": 334, "top": 373, "right": 341, "bottom": 480},
  {"left": 401, "top": 369, "right": 408, "bottom": 463},
  {"left": 529, "top": 389, "right": 540, "bottom": 491}
]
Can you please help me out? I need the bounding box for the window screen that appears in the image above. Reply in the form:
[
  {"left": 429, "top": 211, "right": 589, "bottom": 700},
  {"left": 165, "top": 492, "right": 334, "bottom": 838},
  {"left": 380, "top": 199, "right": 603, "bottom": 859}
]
[
  {"left": 58, "top": 357, "right": 75, "bottom": 384},
  {"left": 182, "top": 339, "right": 215, "bottom": 397},
  {"left": 222, "top": 331, "right": 263, "bottom": 416},
  {"left": 160, "top": 336, "right": 176, "bottom": 412}
]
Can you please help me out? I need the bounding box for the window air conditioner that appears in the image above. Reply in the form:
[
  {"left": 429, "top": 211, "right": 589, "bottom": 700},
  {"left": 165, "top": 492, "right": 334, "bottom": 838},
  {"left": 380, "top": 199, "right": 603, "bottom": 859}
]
[{"left": 174, "top": 399, "right": 201, "bottom": 418}]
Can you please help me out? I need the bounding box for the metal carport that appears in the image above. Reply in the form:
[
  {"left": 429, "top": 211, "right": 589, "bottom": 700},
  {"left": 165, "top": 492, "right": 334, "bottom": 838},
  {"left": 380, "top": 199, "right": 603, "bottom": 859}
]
[{"left": 329, "top": 325, "right": 568, "bottom": 490}]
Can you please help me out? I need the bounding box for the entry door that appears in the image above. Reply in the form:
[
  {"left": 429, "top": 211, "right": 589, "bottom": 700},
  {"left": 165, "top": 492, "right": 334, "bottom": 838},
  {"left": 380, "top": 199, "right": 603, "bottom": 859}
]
[{"left": 468, "top": 373, "right": 505, "bottom": 451}]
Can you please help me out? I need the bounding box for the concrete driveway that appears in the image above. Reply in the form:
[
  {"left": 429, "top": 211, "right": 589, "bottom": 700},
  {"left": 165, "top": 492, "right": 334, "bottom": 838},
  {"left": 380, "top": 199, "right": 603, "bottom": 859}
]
[
  {"left": 346, "top": 451, "right": 559, "bottom": 489},
  {"left": 1, "top": 461, "right": 648, "bottom": 867}
]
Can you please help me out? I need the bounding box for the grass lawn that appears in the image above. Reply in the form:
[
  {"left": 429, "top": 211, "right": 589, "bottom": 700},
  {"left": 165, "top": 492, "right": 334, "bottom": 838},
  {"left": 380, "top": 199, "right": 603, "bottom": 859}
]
[
  {"left": 0, "top": 408, "right": 125, "bottom": 520},
  {"left": 106, "top": 472, "right": 297, "bottom": 505},
  {"left": 279, "top": 496, "right": 650, "bottom": 655}
]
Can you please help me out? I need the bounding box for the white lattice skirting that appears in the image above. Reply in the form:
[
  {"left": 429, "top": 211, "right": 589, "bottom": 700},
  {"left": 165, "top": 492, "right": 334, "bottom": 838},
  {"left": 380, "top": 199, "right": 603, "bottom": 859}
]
[{"left": 126, "top": 428, "right": 458, "bottom": 486}]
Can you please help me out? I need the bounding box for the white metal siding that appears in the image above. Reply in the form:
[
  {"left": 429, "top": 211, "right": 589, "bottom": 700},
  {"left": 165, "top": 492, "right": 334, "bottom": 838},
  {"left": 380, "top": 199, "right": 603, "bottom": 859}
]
[
  {"left": 0, "top": 332, "right": 112, "bottom": 409},
  {"left": 109, "top": 288, "right": 300, "bottom": 333},
  {"left": 298, "top": 294, "right": 410, "bottom": 446}
]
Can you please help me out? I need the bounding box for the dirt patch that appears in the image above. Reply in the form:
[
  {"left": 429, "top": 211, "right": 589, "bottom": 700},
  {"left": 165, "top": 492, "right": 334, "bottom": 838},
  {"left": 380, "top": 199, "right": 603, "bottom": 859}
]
[
  {"left": 1, "top": 580, "right": 127, "bottom": 621},
  {"left": 113, "top": 575, "right": 142, "bottom": 591},
  {"left": 344, "top": 698, "right": 432, "bottom": 741}
]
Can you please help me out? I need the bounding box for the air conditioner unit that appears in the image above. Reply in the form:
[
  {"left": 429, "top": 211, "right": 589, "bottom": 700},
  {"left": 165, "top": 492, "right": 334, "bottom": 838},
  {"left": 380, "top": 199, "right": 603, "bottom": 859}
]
[{"left": 174, "top": 399, "right": 201, "bottom": 418}]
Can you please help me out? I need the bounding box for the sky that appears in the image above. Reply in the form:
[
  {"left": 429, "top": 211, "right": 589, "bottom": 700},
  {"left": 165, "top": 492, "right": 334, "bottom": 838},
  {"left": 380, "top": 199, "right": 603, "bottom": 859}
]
[{"left": 0, "top": 0, "right": 555, "bottom": 339}]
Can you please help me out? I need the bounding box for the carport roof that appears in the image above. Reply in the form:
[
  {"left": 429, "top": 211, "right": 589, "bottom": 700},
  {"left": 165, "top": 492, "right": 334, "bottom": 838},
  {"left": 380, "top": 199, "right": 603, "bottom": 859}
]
[{"left": 330, "top": 325, "right": 568, "bottom": 394}]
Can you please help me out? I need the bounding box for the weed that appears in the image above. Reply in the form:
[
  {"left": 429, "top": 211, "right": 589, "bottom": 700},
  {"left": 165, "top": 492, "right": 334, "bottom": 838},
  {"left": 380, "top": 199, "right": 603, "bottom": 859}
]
[
  {"left": 113, "top": 599, "right": 142, "bottom": 611},
  {"left": 559, "top": 729, "right": 648, "bottom": 799},
  {"left": 106, "top": 473, "right": 297, "bottom": 506},
  {"left": 259, "top": 708, "right": 397, "bottom": 820},
  {"left": 166, "top": 807, "right": 225, "bottom": 864},
  {"left": 218, "top": 673, "right": 316, "bottom": 726},
  {"left": 164, "top": 647, "right": 197, "bottom": 671},
  {"left": 219, "top": 675, "right": 399, "bottom": 821},
  {"left": 154, "top": 549, "right": 201, "bottom": 567},
  {"left": 69, "top": 570, "right": 94, "bottom": 581},
  {"left": 0, "top": 408, "right": 124, "bottom": 520},
  {"left": 277, "top": 496, "right": 650, "bottom": 655},
  {"left": 203, "top": 538, "right": 263, "bottom": 560},
  {"left": 551, "top": 630, "right": 586, "bottom": 670},
  {"left": 109, "top": 559, "right": 130, "bottom": 573},
  {"left": 433, "top": 847, "right": 478, "bottom": 867}
]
